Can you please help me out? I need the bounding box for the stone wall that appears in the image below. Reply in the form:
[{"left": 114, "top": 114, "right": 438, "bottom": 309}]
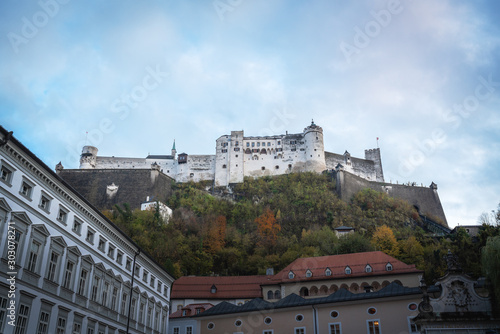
[
  {"left": 335, "top": 169, "right": 448, "bottom": 226},
  {"left": 58, "top": 168, "right": 174, "bottom": 211}
]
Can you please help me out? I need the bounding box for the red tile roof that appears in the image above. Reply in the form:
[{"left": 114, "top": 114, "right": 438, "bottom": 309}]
[
  {"left": 171, "top": 275, "right": 272, "bottom": 299},
  {"left": 268, "top": 251, "right": 421, "bottom": 284},
  {"left": 169, "top": 303, "right": 214, "bottom": 319}
]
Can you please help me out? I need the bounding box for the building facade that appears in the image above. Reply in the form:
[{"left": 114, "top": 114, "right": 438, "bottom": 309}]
[
  {"left": 78, "top": 121, "right": 384, "bottom": 187},
  {"left": 0, "top": 126, "right": 174, "bottom": 334}
]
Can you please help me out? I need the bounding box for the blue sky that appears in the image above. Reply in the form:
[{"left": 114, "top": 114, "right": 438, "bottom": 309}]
[{"left": 1, "top": 0, "right": 499, "bottom": 228}]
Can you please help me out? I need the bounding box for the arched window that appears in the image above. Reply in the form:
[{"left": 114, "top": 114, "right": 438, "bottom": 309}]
[
  {"left": 274, "top": 290, "right": 281, "bottom": 299},
  {"left": 222, "top": 164, "right": 227, "bottom": 169},
  {"left": 267, "top": 290, "right": 273, "bottom": 299},
  {"left": 310, "top": 286, "right": 318, "bottom": 296},
  {"left": 325, "top": 268, "right": 332, "bottom": 276},
  {"left": 306, "top": 270, "right": 312, "bottom": 278},
  {"left": 288, "top": 271, "right": 295, "bottom": 279},
  {"left": 252, "top": 155, "right": 259, "bottom": 161},
  {"left": 345, "top": 266, "right": 351, "bottom": 275},
  {"left": 299, "top": 287, "right": 309, "bottom": 297}
]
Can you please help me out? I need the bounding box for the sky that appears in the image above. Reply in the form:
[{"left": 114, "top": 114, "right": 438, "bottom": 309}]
[{"left": 1, "top": 0, "right": 499, "bottom": 228}]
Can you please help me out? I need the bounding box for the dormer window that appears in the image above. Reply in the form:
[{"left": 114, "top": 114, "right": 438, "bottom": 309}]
[
  {"left": 325, "top": 268, "right": 332, "bottom": 276},
  {"left": 386, "top": 262, "right": 393, "bottom": 271},
  {"left": 305, "top": 270, "right": 312, "bottom": 278},
  {"left": 345, "top": 266, "right": 351, "bottom": 275},
  {"left": 210, "top": 284, "right": 217, "bottom": 294},
  {"left": 365, "top": 264, "right": 372, "bottom": 273},
  {"left": 288, "top": 271, "right": 295, "bottom": 279}
]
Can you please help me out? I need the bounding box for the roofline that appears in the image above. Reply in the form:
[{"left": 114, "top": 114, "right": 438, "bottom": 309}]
[{"left": 0, "top": 126, "right": 175, "bottom": 280}]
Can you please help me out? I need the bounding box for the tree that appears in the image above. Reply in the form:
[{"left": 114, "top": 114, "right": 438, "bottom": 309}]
[
  {"left": 203, "top": 215, "right": 227, "bottom": 254},
  {"left": 255, "top": 207, "right": 281, "bottom": 247},
  {"left": 399, "top": 236, "right": 424, "bottom": 268},
  {"left": 482, "top": 236, "right": 500, "bottom": 310},
  {"left": 371, "top": 225, "right": 400, "bottom": 257}
]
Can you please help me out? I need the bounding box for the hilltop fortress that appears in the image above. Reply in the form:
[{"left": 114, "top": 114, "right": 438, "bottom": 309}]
[
  {"left": 80, "top": 121, "right": 384, "bottom": 186},
  {"left": 72, "top": 121, "right": 448, "bottom": 226}
]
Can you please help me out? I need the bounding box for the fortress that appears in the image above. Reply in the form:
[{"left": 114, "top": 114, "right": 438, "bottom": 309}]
[
  {"left": 80, "top": 121, "right": 384, "bottom": 186},
  {"left": 72, "top": 121, "right": 448, "bottom": 227}
]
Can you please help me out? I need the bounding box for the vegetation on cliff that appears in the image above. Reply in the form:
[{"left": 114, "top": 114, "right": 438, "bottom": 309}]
[{"left": 104, "top": 172, "right": 500, "bottom": 288}]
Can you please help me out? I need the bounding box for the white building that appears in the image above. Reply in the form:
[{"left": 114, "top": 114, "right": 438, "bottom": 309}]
[
  {"left": 79, "top": 121, "right": 384, "bottom": 187},
  {"left": 0, "top": 127, "right": 174, "bottom": 334}
]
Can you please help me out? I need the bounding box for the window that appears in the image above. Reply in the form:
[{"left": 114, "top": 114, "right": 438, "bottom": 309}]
[
  {"left": 157, "top": 281, "right": 162, "bottom": 293},
  {"left": 39, "top": 195, "right": 51, "bottom": 212},
  {"left": 134, "top": 264, "right": 140, "bottom": 277},
  {"left": 367, "top": 307, "right": 377, "bottom": 315},
  {"left": 57, "top": 206, "right": 68, "bottom": 224},
  {"left": 16, "top": 304, "right": 30, "bottom": 334},
  {"left": 91, "top": 276, "right": 100, "bottom": 302},
  {"left": 325, "top": 268, "right": 332, "bottom": 276},
  {"left": 235, "top": 319, "right": 242, "bottom": 326},
  {"left": 37, "top": 311, "right": 51, "bottom": 334},
  {"left": 330, "top": 310, "right": 339, "bottom": 318},
  {"left": 222, "top": 164, "right": 227, "bottom": 169},
  {"left": 296, "top": 314, "right": 304, "bottom": 322},
  {"left": 102, "top": 282, "right": 109, "bottom": 306},
  {"left": 0, "top": 162, "right": 14, "bottom": 185},
  {"left": 365, "top": 264, "right": 372, "bottom": 273},
  {"left": 163, "top": 285, "right": 169, "bottom": 297},
  {"left": 408, "top": 317, "right": 420, "bottom": 333},
  {"left": 264, "top": 317, "right": 272, "bottom": 325},
  {"left": 131, "top": 298, "right": 137, "bottom": 320},
  {"left": 111, "top": 287, "right": 118, "bottom": 310},
  {"left": 295, "top": 328, "right": 305, "bottom": 334},
  {"left": 344, "top": 266, "right": 351, "bottom": 275},
  {"left": 72, "top": 219, "right": 82, "bottom": 235},
  {"left": 173, "top": 328, "right": 180, "bottom": 334},
  {"left": 154, "top": 310, "right": 160, "bottom": 330},
  {"left": 47, "top": 251, "right": 59, "bottom": 282},
  {"left": 116, "top": 250, "right": 123, "bottom": 265},
  {"left": 72, "top": 323, "right": 81, "bottom": 334},
  {"left": 257, "top": 142, "right": 261, "bottom": 147},
  {"left": 19, "top": 180, "right": 34, "bottom": 200},
  {"left": 139, "top": 303, "right": 145, "bottom": 323},
  {"left": 150, "top": 275, "right": 156, "bottom": 288},
  {"left": 63, "top": 261, "right": 75, "bottom": 289},
  {"left": 367, "top": 320, "right": 381, "bottom": 334},
  {"left": 261, "top": 166, "right": 265, "bottom": 170},
  {"left": 207, "top": 322, "right": 215, "bottom": 330},
  {"left": 263, "top": 331, "right": 273, "bottom": 334},
  {"left": 306, "top": 270, "right": 312, "bottom": 278},
  {"left": 107, "top": 244, "right": 115, "bottom": 259},
  {"left": 77, "top": 269, "right": 88, "bottom": 295},
  {"left": 186, "top": 326, "right": 193, "bottom": 334},
  {"left": 26, "top": 240, "right": 41, "bottom": 272},
  {"left": 0, "top": 297, "right": 7, "bottom": 333},
  {"left": 147, "top": 306, "right": 152, "bottom": 327},
  {"left": 86, "top": 228, "right": 95, "bottom": 244},
  {"left": 329, "top": 323, "right": 341, "bottom": 334},
  {"left": 142, "top": 270, "right": 148, "bottom": 282},
  {"left": 56, "top": 317, "right": 66, "bottom": 334},
  {"left": 267, "top": 290, "right": 273, "bottom": 299},
  {"left": 288, "top": 271, "right": 295, "bottom": 279},
  {"left": 97, "top": 237, "right": 106, "bottom": 252},
  {"left": 121, "top": 293, "right": 128, "bottom": 315},
  {"left": 386, "top": 262, "right": 393, "bottom": 271},
  {"left": 126, "top": 257, "right": 132, "bottom": 270}
]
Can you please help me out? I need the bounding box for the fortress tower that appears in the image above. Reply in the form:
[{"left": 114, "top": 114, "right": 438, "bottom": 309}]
[
  {"left": 80, "top": 145, "right": 98, "bottom": 169},
  {"left": 303, "top": 120, "right": 326, "bottom": 173}
]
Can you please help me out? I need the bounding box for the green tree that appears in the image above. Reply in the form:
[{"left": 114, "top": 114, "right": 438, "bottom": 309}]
[{"left": 482, "top": 236, "right": 500, "bottom": 310}]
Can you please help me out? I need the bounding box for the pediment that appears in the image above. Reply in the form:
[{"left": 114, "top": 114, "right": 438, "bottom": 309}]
[
  {"left": 67, "top": 246, "right": 82, "bottom": 257},
  {"left": 0, "top": 198, "right": 12, "bottom": 212},
  {"left": 81, "top": 254, "right": 95, "bottom": 265},
  {"left": 32, "top": 224, "right": 50, "bottom": 237},
  {"left": 12, "top": 211, "right": 33, "bottom": 225},
  {"left": 50, "top": 236, "right": 68, "bottom": 248}
]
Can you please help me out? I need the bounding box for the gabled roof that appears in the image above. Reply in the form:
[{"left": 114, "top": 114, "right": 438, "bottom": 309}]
[
  {"left": 268, "top": 251, "right": 421, "bottom": 284},
  {"left": 169, "top": 303, "right": 214, "bottom": 319},
  {"left": 197, "top": 282, "right": 422, "bottom": 318},
  {"left": 171, "top": 275, "right": 271, "bottom": 299}
]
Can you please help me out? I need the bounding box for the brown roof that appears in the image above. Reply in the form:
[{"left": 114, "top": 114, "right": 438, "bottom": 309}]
[
  {"left": 269, "top": 251, "right": 421, "bottom": 284},
  {"left": 169, "top": 303, "right": 214, "bottom": 319},
  {"left": 171, "top": 275, "right": 271, "bottom": 299}
]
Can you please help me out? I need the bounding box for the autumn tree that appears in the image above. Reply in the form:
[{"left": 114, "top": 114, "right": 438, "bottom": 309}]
[
  {"left": 371, "top": 225, "right": 400, "bottom": 257},
  {"left": 203, "top": 215, "right": 227, "bottom": 254},
  {"left": 255, "top": 207, "right": 281, "bottom": 247},
  {"left": 399, "top": 236, "right": 424, "bottom": 268}
]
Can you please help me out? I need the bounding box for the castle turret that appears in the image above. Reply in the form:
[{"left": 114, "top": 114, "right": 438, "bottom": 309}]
[
  {"left": 80, "top": 146, "right": 98, "bottom": 169},
  {"left": 171, "top": 140, "right": 176, "bottom": 158},
  {"left": 303, "top": 120, "right": 326, "bottom": 173},
  {"left": 365, "top": 148, "right": 384, "bottom": 182}
]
